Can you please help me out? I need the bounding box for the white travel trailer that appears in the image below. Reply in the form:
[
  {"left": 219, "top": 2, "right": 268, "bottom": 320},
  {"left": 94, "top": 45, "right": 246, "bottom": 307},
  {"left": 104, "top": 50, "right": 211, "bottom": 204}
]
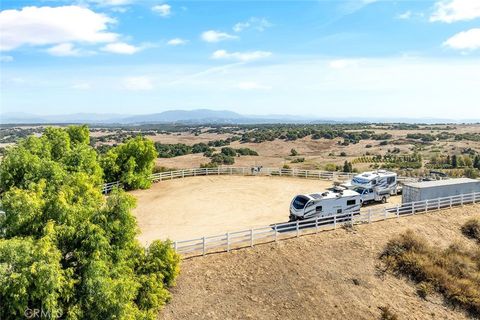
[
  {"left": 351, "top": 170, "right": 398, "bottom": 192},
  {"left": 289, "top": 189, "right": 361, "bottom": 221},
  {"left": 351, "top": 170, "right": 398, "bottom": 202}
]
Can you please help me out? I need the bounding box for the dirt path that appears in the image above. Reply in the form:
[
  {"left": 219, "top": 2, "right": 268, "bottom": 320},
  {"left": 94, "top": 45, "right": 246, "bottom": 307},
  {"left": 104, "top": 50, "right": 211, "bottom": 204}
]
[
  {"left": 161, "top": 205, "right": 480, "bottom": 320},
  {"left": 131, "top": 175, "right": 401, "bottom": 245}
]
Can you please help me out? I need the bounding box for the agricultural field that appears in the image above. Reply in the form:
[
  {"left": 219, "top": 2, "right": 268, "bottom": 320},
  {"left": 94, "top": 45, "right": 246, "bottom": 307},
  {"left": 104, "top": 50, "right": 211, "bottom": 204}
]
[{"left": 161, "top": 204, "right": 480, "bottom": 320}]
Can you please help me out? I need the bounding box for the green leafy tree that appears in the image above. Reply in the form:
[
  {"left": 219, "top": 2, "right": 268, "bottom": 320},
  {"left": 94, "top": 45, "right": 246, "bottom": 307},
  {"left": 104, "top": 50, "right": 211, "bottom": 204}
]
[
  {"left": 0, "top": 126, "right": 180, "bottom": 320},
  {"left": 474, "top": 155, "right": 480, "bottom": 170},
  {"left": 451, "top": 154, "right": 458, "bottom": 168},
  {"left": 101, "top": 136, "right": 157, "bottom": 190}
]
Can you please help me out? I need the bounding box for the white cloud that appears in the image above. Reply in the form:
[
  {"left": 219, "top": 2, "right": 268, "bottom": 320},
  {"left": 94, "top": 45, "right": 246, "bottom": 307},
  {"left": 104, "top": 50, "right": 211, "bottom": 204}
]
[
  {"left": 430, "top": 0, "right": 480, "bottom": 23},
  {"left": 201, "top": 30, "right": 237, "bottom": 43},
  {"left": 444, "top": 28, "right": 480, "bottom": 50},
  {"left": 167, "top": 38, "right": 187, "bottom": 46},
  {"left": 152, "top": 4, "right": 171, "bottom": 17},
  {"left": 123, "top": 76, "right": 154, "bottom": 91},
  {"left": 46, "top": 43, "right": 82, "bottom": 56},
  {"left": 0, "top": 55, "right": 14, "bottom": 62},
  {"left": 0, "top": 6, "right": 118, "bottom": 51},
  {"left": 212, "top": 50, "right": 271, "bottom": 62},
  {"left": 397, "top": 11, "right": 412, "bottom": 20},
  {"left": 101, "top": 42, "right": 140, "bottom": 54},
  {"left": 328, "top": 59, "right": 359, "bottom": 69},
  {"left": 233, "top": 17, "right": 272, "bottom": 32},
  {"left": 236, "top": 82, "right": 271, "bottom": 90}
]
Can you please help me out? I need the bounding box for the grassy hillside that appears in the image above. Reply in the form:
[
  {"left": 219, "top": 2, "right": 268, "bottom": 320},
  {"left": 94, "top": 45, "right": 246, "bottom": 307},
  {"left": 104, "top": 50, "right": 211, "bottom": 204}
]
[{"left": 161, "top": 205, "right": 480, "bottom": 320}]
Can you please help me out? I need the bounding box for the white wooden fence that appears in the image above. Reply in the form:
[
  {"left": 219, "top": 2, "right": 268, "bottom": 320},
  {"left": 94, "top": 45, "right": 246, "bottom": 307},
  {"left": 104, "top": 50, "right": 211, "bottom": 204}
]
[
  {"left": 102, "top": 167, "right": 358, "bottom": 193},
  {"left": 174, "top": 191, "right": 480, "bottom": 257}
]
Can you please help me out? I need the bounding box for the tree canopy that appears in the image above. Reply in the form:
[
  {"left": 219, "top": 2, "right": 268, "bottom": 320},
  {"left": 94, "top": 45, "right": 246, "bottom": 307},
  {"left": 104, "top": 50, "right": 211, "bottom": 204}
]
[
  {"left": 101, "top": 136, "right": 157, "bottom": 190},
  {"left": 0, "top": 126, "right": 179, "bottom": 320}
]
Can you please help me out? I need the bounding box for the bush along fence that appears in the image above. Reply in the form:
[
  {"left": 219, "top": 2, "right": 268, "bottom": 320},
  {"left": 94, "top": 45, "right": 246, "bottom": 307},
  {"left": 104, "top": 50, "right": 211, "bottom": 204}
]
[
  {"left": 173, "top": 192, "right": 480, "bottom": 257},
  {"left": 102, "top": 167, "right": 359, "bottom": 193}
]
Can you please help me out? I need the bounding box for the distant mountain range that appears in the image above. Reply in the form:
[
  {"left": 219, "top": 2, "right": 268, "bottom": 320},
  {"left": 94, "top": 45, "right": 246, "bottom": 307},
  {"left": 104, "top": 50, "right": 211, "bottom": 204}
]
[{"left": 0, "top": 109, "right": 478, "bottom": 125}]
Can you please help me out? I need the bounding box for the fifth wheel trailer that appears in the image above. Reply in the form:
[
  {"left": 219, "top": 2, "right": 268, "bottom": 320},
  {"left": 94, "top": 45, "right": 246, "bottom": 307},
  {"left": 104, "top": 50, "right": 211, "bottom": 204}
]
[{"left": 402, "top": 178, "right": 480, "bottom": 204}]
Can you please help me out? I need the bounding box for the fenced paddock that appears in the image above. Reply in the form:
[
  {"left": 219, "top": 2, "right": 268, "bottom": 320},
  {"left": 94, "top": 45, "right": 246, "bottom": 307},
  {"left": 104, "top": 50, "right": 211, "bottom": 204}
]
[
  {"left": 102, "top": 167, "right": 358, "bottom": 193},
  {"left": 174, "top": 191, "right": 480, "bottom": 258}
]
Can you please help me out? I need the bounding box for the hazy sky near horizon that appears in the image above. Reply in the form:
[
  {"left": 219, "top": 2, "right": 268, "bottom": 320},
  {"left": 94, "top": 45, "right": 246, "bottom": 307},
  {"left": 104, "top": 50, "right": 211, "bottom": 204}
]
[{"left": 1, "top": 0, "right": 480, "bottom": 119}]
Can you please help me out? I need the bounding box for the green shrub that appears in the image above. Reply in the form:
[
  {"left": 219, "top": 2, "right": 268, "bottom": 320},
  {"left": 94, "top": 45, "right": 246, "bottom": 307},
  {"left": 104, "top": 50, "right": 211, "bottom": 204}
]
[
  {"left": 461, "top": 219, "right": 480, "bottom": 241},
  {"left": 381, "top": 230, "right": 480, "bottom": 318},
  {"left": 291, "top": 157, "right": 305, "bottom": 163},
  {"left": 220, "top": 147, "right": 237, "bottom": 157}
]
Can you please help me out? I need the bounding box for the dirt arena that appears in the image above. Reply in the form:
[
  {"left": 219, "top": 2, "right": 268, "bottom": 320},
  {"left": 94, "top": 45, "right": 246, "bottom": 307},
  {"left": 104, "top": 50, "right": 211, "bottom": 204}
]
[{"left": 130, "top": 175, "right": 400, "bottom": 244}]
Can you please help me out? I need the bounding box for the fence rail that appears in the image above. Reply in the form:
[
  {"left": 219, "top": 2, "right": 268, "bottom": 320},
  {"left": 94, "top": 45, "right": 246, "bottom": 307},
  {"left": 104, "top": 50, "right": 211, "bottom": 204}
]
[
  {"left": 102, "top": 167, "right": 359, "bottom": 193},
  {"left": 174, "top": 191, "right": 480, "bottom": 257}
]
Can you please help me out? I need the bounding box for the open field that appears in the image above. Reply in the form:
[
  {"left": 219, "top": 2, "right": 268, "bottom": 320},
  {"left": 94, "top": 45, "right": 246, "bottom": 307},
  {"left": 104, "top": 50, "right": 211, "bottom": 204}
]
[
  {"left": 161, "top": 204, "right": 480, "bottom": 320},
  {"left": 3, "top": 124, "right": 480, "bottom": 174},
  {"left": 131, "top": 175, "right": 400, "bottom": 244}
]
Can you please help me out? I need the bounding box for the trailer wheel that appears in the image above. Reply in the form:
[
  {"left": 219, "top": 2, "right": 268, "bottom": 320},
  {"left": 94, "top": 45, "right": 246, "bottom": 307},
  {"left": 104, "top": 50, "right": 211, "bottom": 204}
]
[{"left": 381, "top": 197, "right": 387, "bottom": 204}]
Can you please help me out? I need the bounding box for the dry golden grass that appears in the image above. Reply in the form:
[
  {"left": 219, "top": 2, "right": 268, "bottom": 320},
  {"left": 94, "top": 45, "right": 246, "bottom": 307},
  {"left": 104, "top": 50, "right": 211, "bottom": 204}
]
[
  {"left": 381, "top": 227, "right": 480, "bottom": 318},
  {"left": 161, "top": 205, "right": 480, "bottom": 320}
]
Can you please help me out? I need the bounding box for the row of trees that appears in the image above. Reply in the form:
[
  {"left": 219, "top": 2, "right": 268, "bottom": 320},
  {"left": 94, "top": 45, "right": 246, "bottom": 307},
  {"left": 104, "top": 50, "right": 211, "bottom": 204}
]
[
  {"left": 0, "top": 126, "right": 179, "bottom": 319},
  {"left": 428, "top": 154, "right": 480, "bottom": 170}
]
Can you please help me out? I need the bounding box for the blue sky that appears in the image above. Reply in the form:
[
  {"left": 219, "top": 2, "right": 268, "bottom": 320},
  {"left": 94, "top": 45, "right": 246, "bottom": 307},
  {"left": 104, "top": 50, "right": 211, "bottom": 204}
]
[{"left": 1, "top": 0, "right": 480, "bottom": 119}]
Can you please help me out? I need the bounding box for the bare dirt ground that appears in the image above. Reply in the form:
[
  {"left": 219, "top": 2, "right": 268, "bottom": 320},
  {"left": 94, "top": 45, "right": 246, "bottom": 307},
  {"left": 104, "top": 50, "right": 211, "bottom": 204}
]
[
  {"left": 161, "top": 204, "right": 480, "bottom": 320},
  {"left": 131, "top": 176, "right": 400, "bottom": 244}
]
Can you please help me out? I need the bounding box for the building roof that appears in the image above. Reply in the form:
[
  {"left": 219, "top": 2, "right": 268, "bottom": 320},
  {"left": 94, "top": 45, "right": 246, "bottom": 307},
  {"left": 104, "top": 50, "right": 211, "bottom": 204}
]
[{"left": 404, "top": 178, "right": 480, "bottom": 189}]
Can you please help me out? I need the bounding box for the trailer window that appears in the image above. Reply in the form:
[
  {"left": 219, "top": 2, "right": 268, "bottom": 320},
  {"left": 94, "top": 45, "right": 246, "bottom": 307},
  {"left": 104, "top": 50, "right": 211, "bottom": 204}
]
[
  {"left": 387, "top": 177, "right": 396, "bottom": 184},
  {"left": 337, "top": 209, "right": 342, "bottom": 214},
  {"left": 292, "top": 196, "right": 309, "bottom": 210},
  {"left": 347, "top": 200, "right": 356, "bottom": 206},
  {"left": 316, "top": 206, "right": 322, "bottom": 212}
]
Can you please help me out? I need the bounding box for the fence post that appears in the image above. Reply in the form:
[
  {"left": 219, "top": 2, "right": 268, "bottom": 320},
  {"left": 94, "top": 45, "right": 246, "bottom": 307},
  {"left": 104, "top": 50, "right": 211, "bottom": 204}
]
[
  {"left": 425, "top": 200, "right": 428, "bottom": 212},
  {"left": 202, "top": 237, "right": 206, "bottom": 256},
  {"left": 351, "top": 211, "right": 354, "bottom": 226},
  {"left": 412, "top": 202, "right": 415, "bottom": 215},
  {"left": 182, "top": 170, "right": 185, "bottom": 178},
  {"left": 230, "top": 167, "right": 233, "bottom": 175},
  {"left": 438, "top": 199, "right": 440, "bottom": 210},
  {"left": 242, "top": 167, "right": 245, "bottom": 175},
  {"left": 226, "top": 232, "right": 230, "bottom": 252},
  {"left": 334, "top": 215, "right": 337, "bottom": 229},
  {"left": 396, "top": 205, "right": 400, "bottom": 218},
  {"left": 368, "top": 209, "right": 372, "bottom": 223},
  {"left": 315, "top": 217, "right": 319, "bottom": 233},
  {"left": 296, "top": 220, "right": 300, "bottom": 237},
  {"left": 218, "top": 167, "right": 220, "bottom": 175},
  {"left": 250, "top": 229, "right": 254, "bottom": 247},
  {"left": 461, "top": 194, "right": 464, "bottom": 206},
  {"left": 450, "top": 197, "right": 453, "bottom": 208}
]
